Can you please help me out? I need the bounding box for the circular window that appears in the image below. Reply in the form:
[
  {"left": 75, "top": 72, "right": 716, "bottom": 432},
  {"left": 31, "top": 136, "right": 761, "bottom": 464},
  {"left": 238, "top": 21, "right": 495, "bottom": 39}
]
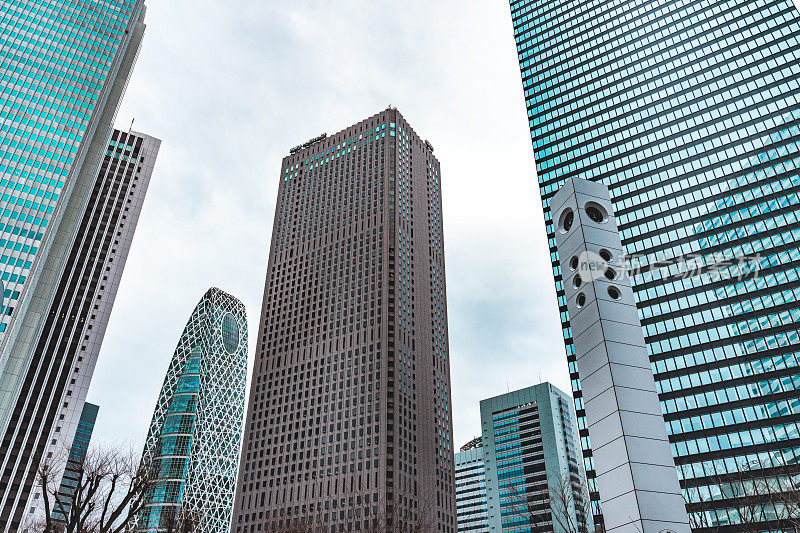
[
  {"left": 608, "top": 286, "right": 621, "bottom": 300},
  {"left": 569, "top": 256, "right": 579, "bottom": 270},
  {"left": 599, "top": 249, "right": 612, "bottom": 262},
  {"left": 573, "top": 274, "right": 582, "bottom": 288},
  {"left": 221, "top": 313, "right": 240, "bottom": 354},
  {"left": 585, "top": 202, "right": 608, "bottom": 223},
  {"left": 604, "top": 268, "right": 617, "bottom": 280},
  {"left": 576, "top": 293, "right": 586, "bottom": 308},
  {"left": 558, "top": 208, "right": 574, "bottom": 233}
]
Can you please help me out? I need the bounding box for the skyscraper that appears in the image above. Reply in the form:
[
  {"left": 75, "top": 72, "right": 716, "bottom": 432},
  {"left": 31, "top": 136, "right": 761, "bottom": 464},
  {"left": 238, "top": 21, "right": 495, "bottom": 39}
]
[
  {"left": 50, "top": 402, "right": 99, "bottom": 525},
  {"left": 232, "top": 108, "right": 456, "bottom": 532},
  {"left": 0, "top": 0, "right": 152, "bottom": 527},
  {"left": 507, "top": 0, "right": 800, "bottom": 528},
  {"left": 454, "top": 442, "right": 489, "bottom": 533},
  {"left": 137, "top": 288, "right": 248, "bottom": 533},
  {"left": 0, "top": 0, "right": 147, "bottom": 379},
  {"left": 481, "top": 383, "right": 592, "bottom": 533},
  {"left": 0, "top": 126, "right": 159, "bottom": 529}
]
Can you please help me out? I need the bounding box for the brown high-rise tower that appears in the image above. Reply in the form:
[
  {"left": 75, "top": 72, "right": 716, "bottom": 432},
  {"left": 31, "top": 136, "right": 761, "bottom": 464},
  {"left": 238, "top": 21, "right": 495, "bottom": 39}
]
[{"left": 232, "top": 109, "right": 456, "bottom": 532}]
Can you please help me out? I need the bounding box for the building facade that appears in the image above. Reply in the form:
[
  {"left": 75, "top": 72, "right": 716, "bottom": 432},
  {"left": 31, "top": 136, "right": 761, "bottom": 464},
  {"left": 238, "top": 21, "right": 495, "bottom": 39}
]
[
  {"left": 50, "top": 402, "right": 99, "bottom": 524},
  {"left": 1, "top": 126, "right": 159, "bottom": 529},
  {"left": 137, "top": 288, "right": 248, "bottom": 533},
  {"left": 455, "top": 445, "right": 489, "bottom": 533},
  {"left": 0, "top": 0, "right": 147, "bottom": 410},
  {"left": 508, "top": 0, "right": 800, "bottom": 528},
  {"left": 0, "top": 0, "right": 152, "bottom": 527},
  {"left": 481, "top": 384, "right": 591, "bottom": 533},
  {"left": 232, "top": 108, "right": 456, "bottom": 532}
]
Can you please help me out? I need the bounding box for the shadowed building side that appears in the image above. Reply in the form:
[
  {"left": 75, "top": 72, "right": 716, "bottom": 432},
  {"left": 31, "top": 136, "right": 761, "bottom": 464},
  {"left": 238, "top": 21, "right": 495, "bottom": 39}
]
[{"left": 2, "top": 127, "right": 159, "bottom": 530}]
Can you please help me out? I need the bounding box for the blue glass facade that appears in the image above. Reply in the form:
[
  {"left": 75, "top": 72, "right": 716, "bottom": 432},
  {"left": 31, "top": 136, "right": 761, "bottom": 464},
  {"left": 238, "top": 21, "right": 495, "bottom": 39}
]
[
  {"left": 508, "top": 0, "right": 800, "bottom": 529},
  {"left": 141, "top": 349, "right": 200, "bottom": 528},
  {"left": 0, "top": 0, "right": 138, "bottom": 335},
  {"left": 50, "top": 402, "right": 99, "bottom": 524},
  {"left": 481, "top": 384, "right": 591, "bottom": 533},
  {"left": 138, "top": 288, "right": 247, "bottom": 533},
  {"left": 0, "top": 3, "right": 148, "bottom": 528}
]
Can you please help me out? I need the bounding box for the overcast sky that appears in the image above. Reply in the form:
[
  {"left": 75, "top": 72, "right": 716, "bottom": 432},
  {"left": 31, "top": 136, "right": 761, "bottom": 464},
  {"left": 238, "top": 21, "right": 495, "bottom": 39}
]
[{"left": 88, "top": 0, "right": 568, "bottom": 452}]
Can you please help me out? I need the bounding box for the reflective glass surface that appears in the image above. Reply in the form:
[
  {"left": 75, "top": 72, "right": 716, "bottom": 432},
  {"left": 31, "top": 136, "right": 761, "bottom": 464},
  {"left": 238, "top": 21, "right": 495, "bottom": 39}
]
[
  {"left": 509, "top": 0, "right": 800, "bottom": 527},
  {"left": 138, "top": 289, "right": 247, "bottom": 533},
  {"left": 0, "top": 0, "right": 136, "bottom": 336}
]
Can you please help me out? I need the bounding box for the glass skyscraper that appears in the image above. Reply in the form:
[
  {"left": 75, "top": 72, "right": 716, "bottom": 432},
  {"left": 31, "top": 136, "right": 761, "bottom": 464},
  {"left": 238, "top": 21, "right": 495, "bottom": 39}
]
[
  {"left": 481, "top": 383, "right": 591, "bottom": 533},
  {"left": 50, "top": 402, "right": 98, "bottom": 525},
  {"left": 2, "top": 128, "right": 159, "bottom": 531},
  {"left": 508, "top": 0, "right": 800, "bottom": 529},
  {"left": 0, "top": 0, "right": 145, "bottom": 345},
  {"left": 0, "top": 1, "right": 151, "bottom": 528},
  {"left": 137, "top": 287, "right": 247, "bottom": 533}
]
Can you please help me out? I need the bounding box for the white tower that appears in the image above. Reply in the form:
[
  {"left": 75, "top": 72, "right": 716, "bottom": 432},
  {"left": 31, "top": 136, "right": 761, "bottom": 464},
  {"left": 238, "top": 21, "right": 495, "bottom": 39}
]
[{"left": 551, "top": 177, "right": 690, "bottom": 533}]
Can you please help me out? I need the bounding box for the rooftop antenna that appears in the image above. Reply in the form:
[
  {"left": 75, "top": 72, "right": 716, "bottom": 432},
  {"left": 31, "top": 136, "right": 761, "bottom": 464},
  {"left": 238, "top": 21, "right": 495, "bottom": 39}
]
[{"left": 128, "top": 117, "right": 135, "bottom": 134}]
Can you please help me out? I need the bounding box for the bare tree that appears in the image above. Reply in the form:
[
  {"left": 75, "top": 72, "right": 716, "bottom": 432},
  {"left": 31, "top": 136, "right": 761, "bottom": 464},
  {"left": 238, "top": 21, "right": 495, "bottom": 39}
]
[
  {"left": 682, "top": 485, "right": 715, "bottom": 531},
  {"left": 776, "top": 477, "right": 800, "bottom": 532},
  {"left": 682, "top": 460, "right": 800, "bottom": 532},
  {"left": 549, "top": 474, "right": 593, "bottom": 533},
  {"left": 503, "top": 481, "right": 550, "bottom": 531},
  {"left": 160, "top": 507, "right": 202, "bottom": 533},
  {"left": 30, "top": 445, "right": 155, "bottom": 533},
  {"left": 500, "top": 475, "right": 593, "bottom": 533}
]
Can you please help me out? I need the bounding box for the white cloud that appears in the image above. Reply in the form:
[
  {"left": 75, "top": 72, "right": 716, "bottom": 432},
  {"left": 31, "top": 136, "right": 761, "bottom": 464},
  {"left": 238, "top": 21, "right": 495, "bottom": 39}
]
[{"left": 89, "top": 0, "right": 567, "bottom": 452}]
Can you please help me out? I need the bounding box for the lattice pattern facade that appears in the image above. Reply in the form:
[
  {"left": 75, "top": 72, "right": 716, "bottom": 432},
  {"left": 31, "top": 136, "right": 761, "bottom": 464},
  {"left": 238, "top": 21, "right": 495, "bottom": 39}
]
[{"left": 138, "top": 288, "right": 247, "bottom": 533}]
